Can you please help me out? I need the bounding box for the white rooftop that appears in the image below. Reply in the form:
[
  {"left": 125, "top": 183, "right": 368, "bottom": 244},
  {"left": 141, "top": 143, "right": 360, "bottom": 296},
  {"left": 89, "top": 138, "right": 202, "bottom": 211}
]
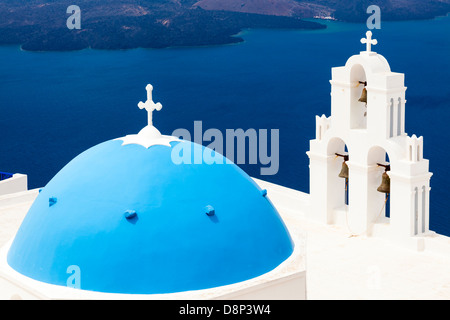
[
  {"left": 256, "top": 179, "right": 450, "bottom": 300},
  {"left": 1, "top": 180, "right": 450, "bottom": 300}
]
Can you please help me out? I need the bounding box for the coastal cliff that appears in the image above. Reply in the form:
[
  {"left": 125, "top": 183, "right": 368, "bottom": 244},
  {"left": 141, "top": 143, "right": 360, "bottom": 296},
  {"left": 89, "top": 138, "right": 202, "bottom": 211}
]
[
  {"left": 195, "top": 0, "right": 450, "bottom": 21},
  {"left": 0, "top": 0, "right": 448, "bottom": 51}
]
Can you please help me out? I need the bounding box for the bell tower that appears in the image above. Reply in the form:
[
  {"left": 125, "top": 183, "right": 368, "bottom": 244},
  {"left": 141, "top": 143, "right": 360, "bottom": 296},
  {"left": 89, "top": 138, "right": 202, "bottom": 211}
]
[{"left": 307, "top": 31, "right": 432, "bottom": 245}]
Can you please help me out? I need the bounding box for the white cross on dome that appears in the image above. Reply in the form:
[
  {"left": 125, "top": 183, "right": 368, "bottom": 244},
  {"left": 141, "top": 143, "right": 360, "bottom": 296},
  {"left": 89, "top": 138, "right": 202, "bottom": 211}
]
[{"left": 138, "top": 84, "right": 162, "bottom": 127}]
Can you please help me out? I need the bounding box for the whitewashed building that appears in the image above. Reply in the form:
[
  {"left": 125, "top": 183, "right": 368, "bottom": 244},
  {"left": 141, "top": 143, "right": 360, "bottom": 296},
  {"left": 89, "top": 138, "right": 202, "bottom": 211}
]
[{"left": 1, "top": 31, "right": 449, "bottom": 300}]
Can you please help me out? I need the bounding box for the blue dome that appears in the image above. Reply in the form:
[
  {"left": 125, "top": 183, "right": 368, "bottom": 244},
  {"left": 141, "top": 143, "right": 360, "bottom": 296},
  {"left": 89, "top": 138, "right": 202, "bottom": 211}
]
[{"left": 7, "top": 139, "right": 293, "bottom": 294}]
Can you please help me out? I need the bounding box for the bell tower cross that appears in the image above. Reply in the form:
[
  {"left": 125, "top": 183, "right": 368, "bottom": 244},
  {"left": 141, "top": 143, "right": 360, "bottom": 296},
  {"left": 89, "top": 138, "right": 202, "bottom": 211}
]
[{"left": 360, "top": 31, "right": 378, "bottom": 52}]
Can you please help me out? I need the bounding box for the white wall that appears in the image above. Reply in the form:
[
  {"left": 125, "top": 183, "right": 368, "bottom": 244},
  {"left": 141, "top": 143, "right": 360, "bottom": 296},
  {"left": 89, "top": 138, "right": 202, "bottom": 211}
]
[{"left": 0, "top": 174, "right": 27, "bottom": 196}]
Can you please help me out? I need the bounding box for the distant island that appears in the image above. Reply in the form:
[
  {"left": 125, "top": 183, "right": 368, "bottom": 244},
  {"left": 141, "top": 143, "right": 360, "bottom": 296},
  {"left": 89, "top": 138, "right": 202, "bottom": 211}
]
[{"left": 0, "top": 0, "right": 449, "bottom": 51}]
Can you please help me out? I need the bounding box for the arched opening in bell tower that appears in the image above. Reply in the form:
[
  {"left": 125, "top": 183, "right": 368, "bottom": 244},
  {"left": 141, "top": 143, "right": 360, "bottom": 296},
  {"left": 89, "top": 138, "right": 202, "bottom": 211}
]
[
  {"left": 367, "top": 146, "right": 391, "bottom": 223},
  {"left": 349, "top": 64, "right": 367, "bottom": 130},
  {"left": 327, "top": 137, "right": 350, "bottom": 208}
]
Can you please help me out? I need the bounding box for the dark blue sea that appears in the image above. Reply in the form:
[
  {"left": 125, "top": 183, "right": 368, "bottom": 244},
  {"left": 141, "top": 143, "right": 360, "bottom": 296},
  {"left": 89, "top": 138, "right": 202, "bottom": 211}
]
[{"left": 0, "top": 16, "right": 449, "bottom": 234}]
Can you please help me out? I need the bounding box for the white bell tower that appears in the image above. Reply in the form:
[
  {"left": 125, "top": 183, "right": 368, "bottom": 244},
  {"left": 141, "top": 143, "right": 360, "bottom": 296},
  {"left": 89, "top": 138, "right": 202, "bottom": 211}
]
[{"left": 307, "top": 31, "right": 433, "bottom": 244}]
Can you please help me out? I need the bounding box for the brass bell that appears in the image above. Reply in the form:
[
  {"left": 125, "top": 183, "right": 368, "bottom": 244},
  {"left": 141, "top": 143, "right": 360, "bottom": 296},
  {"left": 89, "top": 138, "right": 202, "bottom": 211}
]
[
  {"left": 377, "top": 172, "right": 390, "bottom": 194},
  {"left": 338, "top": 161, "right": 349, "bottom": 179},
  {"left": 358, "top": 88, "right": 367, "bottom": 103}
]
